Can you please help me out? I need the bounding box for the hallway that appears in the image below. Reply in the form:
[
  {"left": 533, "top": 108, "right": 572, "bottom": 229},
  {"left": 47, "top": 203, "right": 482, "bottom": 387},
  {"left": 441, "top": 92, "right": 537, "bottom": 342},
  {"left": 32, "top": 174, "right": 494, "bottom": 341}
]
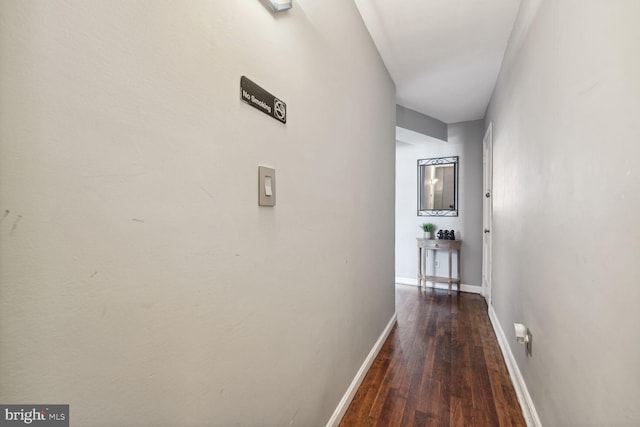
[
  {"left": 340, "top": 285, "right": 525, "bottom": 426},
  {"left": 2, "top": 1, "right": 638, "bottom": 424}
]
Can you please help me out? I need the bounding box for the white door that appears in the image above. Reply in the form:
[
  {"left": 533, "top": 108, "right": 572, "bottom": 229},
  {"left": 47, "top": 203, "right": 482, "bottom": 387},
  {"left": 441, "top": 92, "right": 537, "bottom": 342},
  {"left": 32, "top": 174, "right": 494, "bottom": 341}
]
[{"left": 482, "top": 123, "right": 493, "bottom": 306}]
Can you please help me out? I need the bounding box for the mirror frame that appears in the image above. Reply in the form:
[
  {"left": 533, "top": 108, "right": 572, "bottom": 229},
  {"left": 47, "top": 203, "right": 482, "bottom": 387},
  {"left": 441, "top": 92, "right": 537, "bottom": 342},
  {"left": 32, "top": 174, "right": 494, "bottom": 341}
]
[{"left": 417, "top": 156, "right": 459, "bottom": 217}]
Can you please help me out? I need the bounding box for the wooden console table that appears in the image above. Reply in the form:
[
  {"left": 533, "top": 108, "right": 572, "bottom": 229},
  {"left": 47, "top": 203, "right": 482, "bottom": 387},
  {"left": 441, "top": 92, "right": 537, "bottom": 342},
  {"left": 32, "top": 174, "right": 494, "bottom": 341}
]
[{"left": 417, "top": 238, "right": 462, "bottom": 295}]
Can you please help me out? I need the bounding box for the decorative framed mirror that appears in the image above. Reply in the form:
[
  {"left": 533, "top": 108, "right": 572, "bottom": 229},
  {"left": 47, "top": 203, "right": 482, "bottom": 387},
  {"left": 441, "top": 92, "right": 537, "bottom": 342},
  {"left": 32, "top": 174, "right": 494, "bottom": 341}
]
[{"left": 418, "top": 156, "right": 459, "bottom": 217}]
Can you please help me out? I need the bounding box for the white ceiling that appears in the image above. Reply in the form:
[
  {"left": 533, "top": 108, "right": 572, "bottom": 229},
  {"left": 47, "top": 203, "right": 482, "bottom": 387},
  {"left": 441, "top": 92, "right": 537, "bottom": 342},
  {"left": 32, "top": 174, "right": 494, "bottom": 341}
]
[{"left": 354, "top": 0, "right": 521, "bottom": 124}]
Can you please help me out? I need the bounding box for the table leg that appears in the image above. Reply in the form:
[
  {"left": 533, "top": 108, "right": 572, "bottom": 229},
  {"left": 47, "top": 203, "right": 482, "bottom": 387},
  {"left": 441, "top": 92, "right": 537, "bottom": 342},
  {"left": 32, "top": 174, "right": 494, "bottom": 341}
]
[
  {"left": 425, "top": 248, "right": 430, "bottom": 290},
  {"left": 457, "top": 248, "right": 461, "bottom": 292},
  {"left": 448, "top": 248, "right": 453, "bottom": 295},
  {"left": 417, "top": 246, "right": 422, "bottom": 290}
]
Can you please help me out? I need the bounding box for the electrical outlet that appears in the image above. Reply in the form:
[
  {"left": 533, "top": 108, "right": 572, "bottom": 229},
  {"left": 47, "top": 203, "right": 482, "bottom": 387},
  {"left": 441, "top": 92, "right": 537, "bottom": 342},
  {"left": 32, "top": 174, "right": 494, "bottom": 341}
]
[{"left": 435, "top": 259, "right": 440, "bottom": 268}]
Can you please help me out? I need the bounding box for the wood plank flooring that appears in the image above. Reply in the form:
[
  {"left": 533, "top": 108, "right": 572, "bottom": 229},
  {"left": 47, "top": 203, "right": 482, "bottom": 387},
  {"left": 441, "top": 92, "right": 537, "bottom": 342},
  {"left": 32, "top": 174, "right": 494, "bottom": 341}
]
[{"left": 339, "top": 285, "right": 526, "bottom": 427}]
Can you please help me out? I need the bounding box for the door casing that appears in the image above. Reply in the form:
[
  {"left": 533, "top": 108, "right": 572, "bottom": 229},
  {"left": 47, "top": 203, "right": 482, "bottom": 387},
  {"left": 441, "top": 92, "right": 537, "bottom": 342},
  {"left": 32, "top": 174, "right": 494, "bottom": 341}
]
[{"left": 482, "top": 122, "right": 493, "bottom": 306}]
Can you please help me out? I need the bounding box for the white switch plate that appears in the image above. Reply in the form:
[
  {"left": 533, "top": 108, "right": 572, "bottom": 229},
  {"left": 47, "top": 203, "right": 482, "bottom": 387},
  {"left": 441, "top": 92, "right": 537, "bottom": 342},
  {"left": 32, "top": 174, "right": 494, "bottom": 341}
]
[{"left": 258, "top": 166, "right": 276, "bottom": 206}]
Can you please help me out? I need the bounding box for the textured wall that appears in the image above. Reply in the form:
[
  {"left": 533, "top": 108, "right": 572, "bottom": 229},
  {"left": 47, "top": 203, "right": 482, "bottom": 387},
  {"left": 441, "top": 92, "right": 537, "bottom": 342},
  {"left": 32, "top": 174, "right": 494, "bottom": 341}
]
[
  {"left": 0, "top": 1, "right": 396, "bottom": 425},
  {"left": 486, "top": 0, "right": 640, "bottom": 425}
]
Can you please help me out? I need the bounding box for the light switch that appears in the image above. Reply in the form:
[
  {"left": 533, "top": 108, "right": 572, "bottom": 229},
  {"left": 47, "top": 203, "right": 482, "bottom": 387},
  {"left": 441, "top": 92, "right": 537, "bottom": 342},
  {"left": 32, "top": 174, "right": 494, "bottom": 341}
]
[
  {"left": 258, "top": 166, "right": 276, "bottom": 206},
  {"left": 265, "top": 176, "right": 273, "bottom": 196}
]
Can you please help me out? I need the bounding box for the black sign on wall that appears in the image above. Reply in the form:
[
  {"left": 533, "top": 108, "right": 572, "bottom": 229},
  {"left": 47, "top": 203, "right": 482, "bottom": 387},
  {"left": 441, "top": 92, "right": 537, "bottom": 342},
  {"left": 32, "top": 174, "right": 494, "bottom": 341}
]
[{"left": 240, "top": 76, "right": 287, "bottom": 124}]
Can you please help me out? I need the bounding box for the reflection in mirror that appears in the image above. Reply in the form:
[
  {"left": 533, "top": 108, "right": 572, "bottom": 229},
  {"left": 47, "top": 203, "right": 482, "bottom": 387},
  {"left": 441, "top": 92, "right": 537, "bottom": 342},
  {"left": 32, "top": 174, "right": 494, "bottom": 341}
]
[{"left": 418, "top": 156, "right": 459, "bottom": 217}]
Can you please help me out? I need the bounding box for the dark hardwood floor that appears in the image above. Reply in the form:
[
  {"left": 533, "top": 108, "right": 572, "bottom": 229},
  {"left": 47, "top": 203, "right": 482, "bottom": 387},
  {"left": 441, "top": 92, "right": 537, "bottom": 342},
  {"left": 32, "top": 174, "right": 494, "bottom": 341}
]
[{"left": 339, "top": 284, "right": 526, "bottom": 427}]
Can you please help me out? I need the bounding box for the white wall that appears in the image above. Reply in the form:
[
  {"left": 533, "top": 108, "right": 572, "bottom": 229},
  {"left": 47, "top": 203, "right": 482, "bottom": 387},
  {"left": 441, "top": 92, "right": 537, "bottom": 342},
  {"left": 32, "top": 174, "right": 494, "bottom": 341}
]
[
  {"left": 0, "top": 1, "right": 396, "bottom": 425},
  {"left": 486, "top": 0, "right": 640, "bottom": 425},
  {"left": 395, "top": 120, "right": 484, "bottom": 288}
]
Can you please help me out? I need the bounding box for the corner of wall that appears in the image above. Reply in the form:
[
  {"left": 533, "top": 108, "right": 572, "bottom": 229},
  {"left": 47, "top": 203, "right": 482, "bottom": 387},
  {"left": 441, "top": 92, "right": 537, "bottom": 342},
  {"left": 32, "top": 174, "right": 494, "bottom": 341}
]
[{"left": 326, "top": 312, "right": 398, "bottom": 427}]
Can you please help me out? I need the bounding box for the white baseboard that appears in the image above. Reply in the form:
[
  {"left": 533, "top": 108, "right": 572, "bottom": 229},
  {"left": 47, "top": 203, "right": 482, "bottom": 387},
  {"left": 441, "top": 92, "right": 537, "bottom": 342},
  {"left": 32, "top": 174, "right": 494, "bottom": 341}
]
[
  {"left": 488, "top": 305, "right": 542, "bottom": 427},
  {"left": 395, "top": 276, "right": 482, "bottom": 295},
  {"left": 325, "top": 312, "right": 397, "bottom": 427}
]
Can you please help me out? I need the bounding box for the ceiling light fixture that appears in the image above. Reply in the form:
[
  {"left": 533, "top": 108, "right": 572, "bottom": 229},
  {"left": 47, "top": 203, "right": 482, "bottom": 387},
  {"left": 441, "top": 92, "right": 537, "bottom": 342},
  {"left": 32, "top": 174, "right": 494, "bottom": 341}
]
[{"left": 267, "top": 0, "right": 292, "bottom": 12}]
